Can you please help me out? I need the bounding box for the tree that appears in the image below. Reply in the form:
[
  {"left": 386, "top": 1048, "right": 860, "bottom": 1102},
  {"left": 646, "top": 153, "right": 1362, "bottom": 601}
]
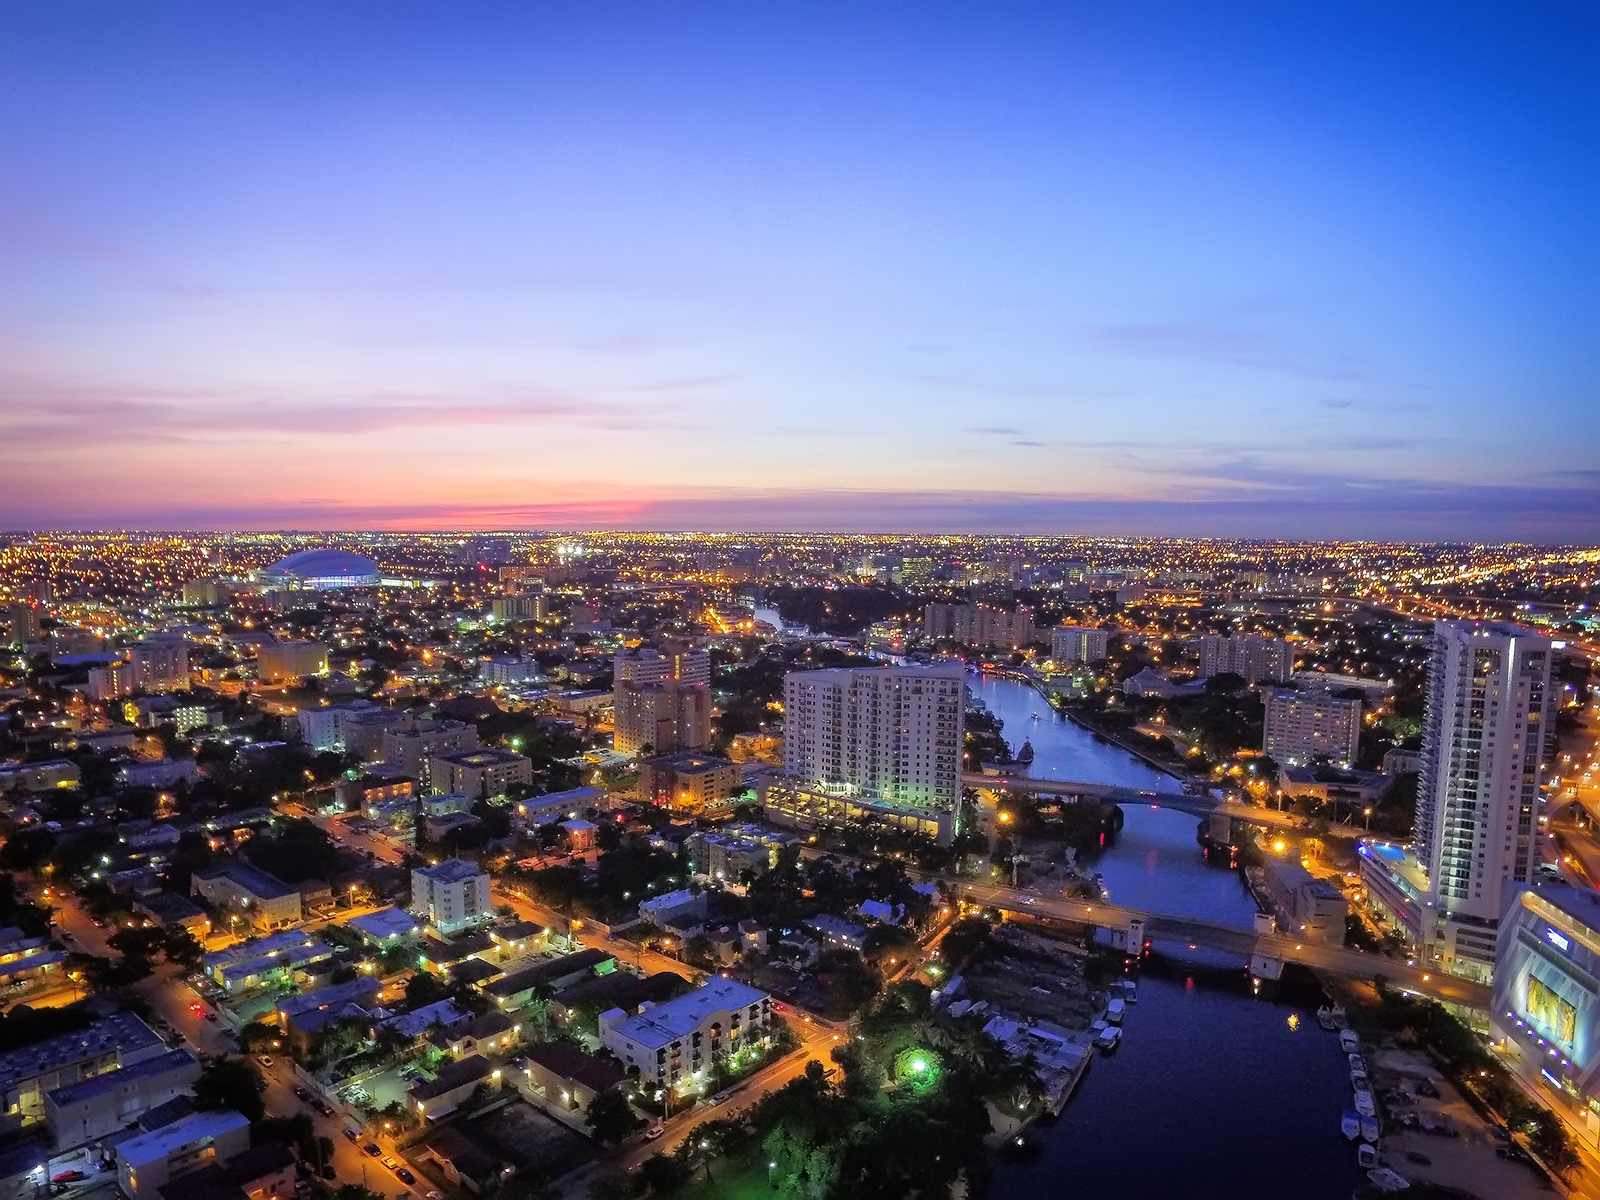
[
  {"left": 584, "top": 1089, "right": 641, "bottom": 1145},
  {"left": 637, "top": 1154, "right": 689, "bottom": 1194},
  {"left": 163, "top": 926, "right": 205, "bottom": 969},
  {"left": 194, "top": 1058, "right": 266, "bottom": 1122},
  {"left": 585, "top": 1172, "right": 637, "bottom": 1200}
]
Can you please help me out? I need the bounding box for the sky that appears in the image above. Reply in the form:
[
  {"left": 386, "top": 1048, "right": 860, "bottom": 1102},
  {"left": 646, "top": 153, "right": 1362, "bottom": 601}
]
[{"left": 1, "top": 2, "right": 1597, "bottom": 539}]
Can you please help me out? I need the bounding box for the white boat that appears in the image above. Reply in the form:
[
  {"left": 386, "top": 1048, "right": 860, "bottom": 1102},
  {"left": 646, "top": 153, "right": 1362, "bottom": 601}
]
[
  {"left": 1095, "top": 1026, "right": 1122, "bottom": 1051},
  {"left": 1106, "top": 998, "right": 1126, "bottom": 1024},
  {"left": 1113, "top": 979, "right": 1139, "bottom": 1002},
  {"left": 1317, "top": 1006, "right": 1338, "bottom": 1031},
  {"left": 1354, "top": 1089, "right": 1377, "bottom": 1117},
  {"left": 1340, "top": 1030, "right": 1361, "bottom": 1054},
  {"left": 1331, "top": 1004, "right": 1349, "bottom": 1030},
  {"left": 1366, "top": 1167, "right": 1410, "bottom": 1191},
  {"left": 1358, "top": 1144, "right": 1379, "bottom": 1170},
  {"left": 1362, "top": 1115, "right": 1381, "bottom": 1142},
  {"left": 1341, "top": 1111, "right": 1361, "bottom": 1140},
  {"left": 1348, "top": 1052, "right": 1366, "bottom": 1072},
  {"left": 1351, "top": 1069, "right": 1369, "bottom": 1092}
]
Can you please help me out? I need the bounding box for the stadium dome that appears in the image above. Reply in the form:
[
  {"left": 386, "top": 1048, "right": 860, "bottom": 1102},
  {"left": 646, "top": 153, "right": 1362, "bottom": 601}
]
[{"left": 258, "top": 548, "right": 381, "bottom": 590}]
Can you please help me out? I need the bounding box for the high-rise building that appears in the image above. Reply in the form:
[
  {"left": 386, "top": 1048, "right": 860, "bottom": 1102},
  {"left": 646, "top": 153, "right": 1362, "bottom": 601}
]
[
  {"left": 1414, "top": 620, "right": 1551, "bottom": 980},
  {"left": 1262, "top": 686, "right": 1361, "bottom": 766},
  {"left": 409, "top": 859, "right": 492, "bottom": 936},
  {"left": 428, "top": 748, "right": 533, "bottom": 798},
  {"left": 770, "top": 663, "right": 965, "bottom": 845},
  {"left": 614, "top": 642, "right": 712, "bottom": 756},
  {"left": 489, "top": 593, "right": 546, "bottom": 623},
  {"left": 256, "top": 641, "right": 329, "bottom": 684},
  {"left": 1051, "top": 625, "right": 1111, "bottom": 664},
  {"left": 88, "top": 659, "right": 136, "bottom": 701},
  {"left": 1195, "top": 635, "right": 1294, "bottom": 684},
  {"left": 923, "top": 603, "right": 1035, "bottom": 649},
  {"left": 6, "top": 603, "right": 43, "bottom": 647},
  {"left": 127, "top": 639, "right": 189, "bottom": 694}
]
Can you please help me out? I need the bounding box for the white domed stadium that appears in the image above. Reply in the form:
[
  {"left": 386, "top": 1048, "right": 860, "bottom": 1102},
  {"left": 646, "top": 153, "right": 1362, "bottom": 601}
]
[{"left": 257, "top": 548, "right": 381, "bottom": 590}]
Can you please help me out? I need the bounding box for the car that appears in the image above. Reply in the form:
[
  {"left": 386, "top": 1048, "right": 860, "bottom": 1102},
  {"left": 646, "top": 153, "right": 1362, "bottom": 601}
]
[
  {"left": 344, "top": 1129, "right": 361, "bottom": 1143},
  {"left": 396, "top": 1170, "right": 416, "bottom": 1185},
  {"left": 51, "top": 1172, "right": 85, "bottom": 1184},
  {"left": 315, "top": 1100, "right": 335, "bottom": 1117},
  {"left": 293, "top": 1086, "right": 311, "bottom": 1101},
  {"left": 320, "top": 1165, "right": 337, "bottom": 1180},
  {"left": 189, "top": 1001, "right": 203, "bottom": 1013},
  {"left": 204, "top": 1012, "right": 218, "bottom": 1023},
  {"left": 381, "top": 1158, "right": 400, "bottom": 1172},
  {"left": 712, "top": 1091, "right": 731, "bottom": 1105},
  {"left": 643, "top": 1126, "right": 664, "bottom": 1141},
  {"left": 426, "top": 1191, "right": 444, "bottom": 1200},
  {"left": 363, "top": 1144, "right": 381, "bottom": 1158},
  {"left": 257, "top": 1056, "right": 273, "bottom": 1067}
]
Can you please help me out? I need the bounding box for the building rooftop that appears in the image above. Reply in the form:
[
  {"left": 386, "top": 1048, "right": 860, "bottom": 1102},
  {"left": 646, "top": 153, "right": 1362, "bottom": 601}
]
[
  {"left": 483, "top": 949, "right": 613, "bottom": 998},
  {"left": 489, "top": 920, "right": 544, "bottom": 943},
  {"left": 432, "top": 748, "right": 526, "bottom": 768},
  {"left": 193, "top": 860, "right": 298, "bottom": 901},
  {"left": 45, "top": 1049, "right": 197, "bottom": 1108},
  {"left": 277, "top": 977, "right": 382, "bottom": 1022},
  {"left": 605, "top": 978, "right": 768, "bottom": 1051},
  {"left": 117, "top": 1110, "right": 251, "bottom": 1168},
  {"left": 523, "top": 1040, "right": 626, "bottom": 1094},
  {"left": 409, "top": 1054, "right": 493, "bottom": 1103},
  {"left": 414, "top": 858, "right": 485, "bottom": 885},
  {"left": 0, "top": 1013, "right": 162, "bottom": 1095},
  {"left": 345, "top": 907, "right": 418, "bottom": 942}
]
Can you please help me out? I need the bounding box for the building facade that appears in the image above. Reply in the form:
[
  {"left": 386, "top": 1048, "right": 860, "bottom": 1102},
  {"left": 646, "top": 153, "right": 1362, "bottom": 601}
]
[
  {"left": 923, "top": 603, "right": 1035, "bottom": 649},
  {"left": 1262, "top": 686, "right": 1362, "bottom": 766},
  {"left": 1051, "top": 625, "right": 1110, "bottom": 664},
  {"left": 255, "top": 641, "right": 328, "bottom": 684},
  {"left": 410, "top": 860, "right": 493, "bottom": 936},
  {"left": 428, "top": 748, "right": 532, "bottom": 798},
  {"left": 1195, "top": 635, "right": 1294, "bottom": 684},
  {"left": 636, "top": 752, "right": 742, "bottom": 813},
  {"left": 598, "top": 978, "right": 772, "bottom": 1091},
  {"left": 613, "top": 644, "right": 712, "bottom": 756},
  {"left": 774, "top": 663, "right": 964, "bottom": 845},
  {"left": 1416, "top": 620, "right": 1551, "bottom": 980}
]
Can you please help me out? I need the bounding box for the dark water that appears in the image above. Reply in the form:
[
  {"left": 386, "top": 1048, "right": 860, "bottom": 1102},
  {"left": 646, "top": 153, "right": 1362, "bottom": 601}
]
[{"left": 972, "top": 673, "right": 1365, "bottom": 1200}]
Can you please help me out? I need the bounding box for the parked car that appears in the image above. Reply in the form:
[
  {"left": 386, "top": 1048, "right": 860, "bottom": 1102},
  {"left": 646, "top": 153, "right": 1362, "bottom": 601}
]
[
  {"left": 257, "top": 1056, "right": 273, "bottom": 1067},
  {"left": 396, "top": 1170, "right": 416, "bottom": 1185},
  {"left": 344, "top": 1129, "right": 361, "bottom": 1143},
  {"left": 363, "top": 1144, "right": 381, "bottom": 1158},
  {"left": 382, "top": 1158, "right": 400, "bottom": 1172},
  {"left": 52, "top": 1171, "right": 85, "bottom": 1184},
  {"left": 321, "top": 1165, "right": 337, "bottom": 1180},
  {"left": 315, "top": 1100, "right": 335, "bottom": 1117},
  {"left": 204, "top": 1012, "right": 218, "bottom": 1023},
  {"left": 293, "top": 1086, "right": 311, "bottom": 1101},
  {"left": 643, "top": 1127, "right": 664, "bottom": 1141}
]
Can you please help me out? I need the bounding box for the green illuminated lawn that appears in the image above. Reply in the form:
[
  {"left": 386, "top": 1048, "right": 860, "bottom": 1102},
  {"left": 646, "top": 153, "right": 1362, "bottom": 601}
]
[{"left": 676, "top": 1162, "right": 776, "bottom": 1200}]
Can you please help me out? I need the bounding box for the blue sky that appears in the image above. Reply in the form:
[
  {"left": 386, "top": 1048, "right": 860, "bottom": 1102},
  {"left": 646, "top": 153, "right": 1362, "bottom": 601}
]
[{"left": 1, "top": 2, "right": 1596, "bottom": 538}]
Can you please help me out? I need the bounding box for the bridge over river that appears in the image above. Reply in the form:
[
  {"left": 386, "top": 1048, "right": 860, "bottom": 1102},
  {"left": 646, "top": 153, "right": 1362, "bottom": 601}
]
[
  {"left": 959, "top": 880, "right": 1490, "bottom": 1010},
  {"left": 964, "top": 772, "right": 1370, "bottom": 839}
]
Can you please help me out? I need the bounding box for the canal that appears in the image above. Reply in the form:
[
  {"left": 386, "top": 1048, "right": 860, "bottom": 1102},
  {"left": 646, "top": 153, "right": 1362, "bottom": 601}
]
[{"left": 971, "top": 672, "right": 1364, "bottom": 1200}]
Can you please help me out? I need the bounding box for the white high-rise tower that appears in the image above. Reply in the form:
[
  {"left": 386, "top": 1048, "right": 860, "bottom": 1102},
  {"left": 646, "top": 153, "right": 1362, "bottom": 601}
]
[{"left": 1416, "top": 620, "right": 1551, "bottom": 980}]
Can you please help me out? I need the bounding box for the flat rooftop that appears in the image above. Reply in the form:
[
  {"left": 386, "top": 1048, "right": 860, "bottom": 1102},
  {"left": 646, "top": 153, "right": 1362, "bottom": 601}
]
[
  {"left": 193, "top": 861, "right": 297, "bottom": 900},
  {"left": 345, "top": 907, "right": 418, "bottom": 941},
  {"left": 0, "top": 1013, "right": 162, "bottom": 1093},
  {"left": 414, "top": 858, "right": 485, "bottom": 884},
  {"left": 117, "top": 1110, "right": 250, "bottom": 1167},
  {"left": 606, "top": 978, "right": 768, "bottom": 1050},
  {"left": 45, "top": 1049, "right": 197, "bottom": 1108}
]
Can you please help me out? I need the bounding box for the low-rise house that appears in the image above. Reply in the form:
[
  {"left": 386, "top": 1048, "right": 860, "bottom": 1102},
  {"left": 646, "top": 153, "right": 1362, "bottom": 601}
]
[
  {"left": 44, "top": 1049, "right": 201, "bottom": 1148},
  {"left": 550, "top": 971, "right": 685, "bottom": 1033},
  {"left": 276, "top": 978, "right": 383, "bottom": 1052},
  {"left": 409, "top": 1055, "right": 499, "bottom": 1121},
  {"left": 482, "top": 949, "right": 616, "bottom": 1011},
  {"left": 202, "top": 931, "right": 332, "bottom": 994},
  {"left": 156, "top": 1142, "right": 297, "bottom": 1200},
  {"left": 0, "top": 1012, "right": 166, "bottom": 1131},
  {"left": 429, "top": 1012, "right": 519, "bottom": 1060},
  {"left": 806, "top": 914, "right": 869, "bottom": 953},
  {"left": 519, "top": 1041, "right": 626, "bottom": 1117},
  {"left": 190, "top": 862, "right": 303, "bottom": 932},
  {"left": 134, "top": 893, "right": 210, "bottom": 938},
  {"left": 116, "top": 1109, "right": 251, "bottom": 1200},
  {"left": 343, "top": 906, "right": 419, "bottom": 947},
  {"left": 380, "top": 999, "right": 469, "bottom": 1045},
  {"left": 416, "top": 931, "right": 496, "bottom": 978},
  {"left": 418, "top": 1126, "right": 512, "bottom": 1194},
  {"left": 0, "top": 928, "right": 64, "bottom": 995},
  {"left": 638, "top": 888, "right": 707, "bottom": 931},
  {"left": 487, "top": 920, "right": 545, "bottom": 961},
  {"left": 514, "top": 787, "right": 605, "bottom": 828},
  {"left": 424, "top": 812, "right": 481, "bottom": 842}
]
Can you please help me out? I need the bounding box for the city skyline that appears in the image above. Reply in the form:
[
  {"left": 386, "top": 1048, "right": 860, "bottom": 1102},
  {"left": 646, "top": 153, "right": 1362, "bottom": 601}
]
[{"left": 2, "top": 2, "right": 1597, "bottom": 539}]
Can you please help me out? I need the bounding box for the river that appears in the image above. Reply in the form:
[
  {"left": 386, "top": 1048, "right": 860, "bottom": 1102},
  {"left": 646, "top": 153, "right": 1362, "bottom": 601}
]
[{"left": 971, "top": 672, "right": 1364, "bottom": 1200}]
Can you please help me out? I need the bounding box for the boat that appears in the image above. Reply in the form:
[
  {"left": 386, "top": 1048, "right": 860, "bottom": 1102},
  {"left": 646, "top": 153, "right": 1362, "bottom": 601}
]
[
  {"left": 1341, "top": 1111, "right": 1361, "bottom": 1140},
  {"left": 1331, "top": 1004, "right": 1349, "bottom": 1030},
  {"left": 1113, "top": 979, "right": 1139, "bottom": 1002},
  {"left": 1017, "top": 739, "right": 1035, "bottom": 763},
  {"left": 1354, "top": 1089, "right": 1377, "bottom": 1117},
  {"left": 1351, "top": 1069, "right": 1369, "bottom": 1092},
  {"left": 1317, "top": 1006, "right": 1338, "bottom": 1031},
  {"left": 1106, "top": 998, "right": 1126, "bottom": 1024},
  {"left": 1362, "top": 1115, "right": 1381, "bottom": 1142},
  {"left": 1366, "top": 1167, "right": 1410, "bottom": 1191},
  {"left": 1358, "top": 1144, "right": 1379, "bottom": 1170},
  {"left": 1348, "top": 1052, "right": 1366, "bottom": 1072},
  {"left": 1340, "top": 1030, "right": 1361, "bottom": 1054},
  {"left": 1095, "top": 1026, "right": 1122, "bottom": 1051}
]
